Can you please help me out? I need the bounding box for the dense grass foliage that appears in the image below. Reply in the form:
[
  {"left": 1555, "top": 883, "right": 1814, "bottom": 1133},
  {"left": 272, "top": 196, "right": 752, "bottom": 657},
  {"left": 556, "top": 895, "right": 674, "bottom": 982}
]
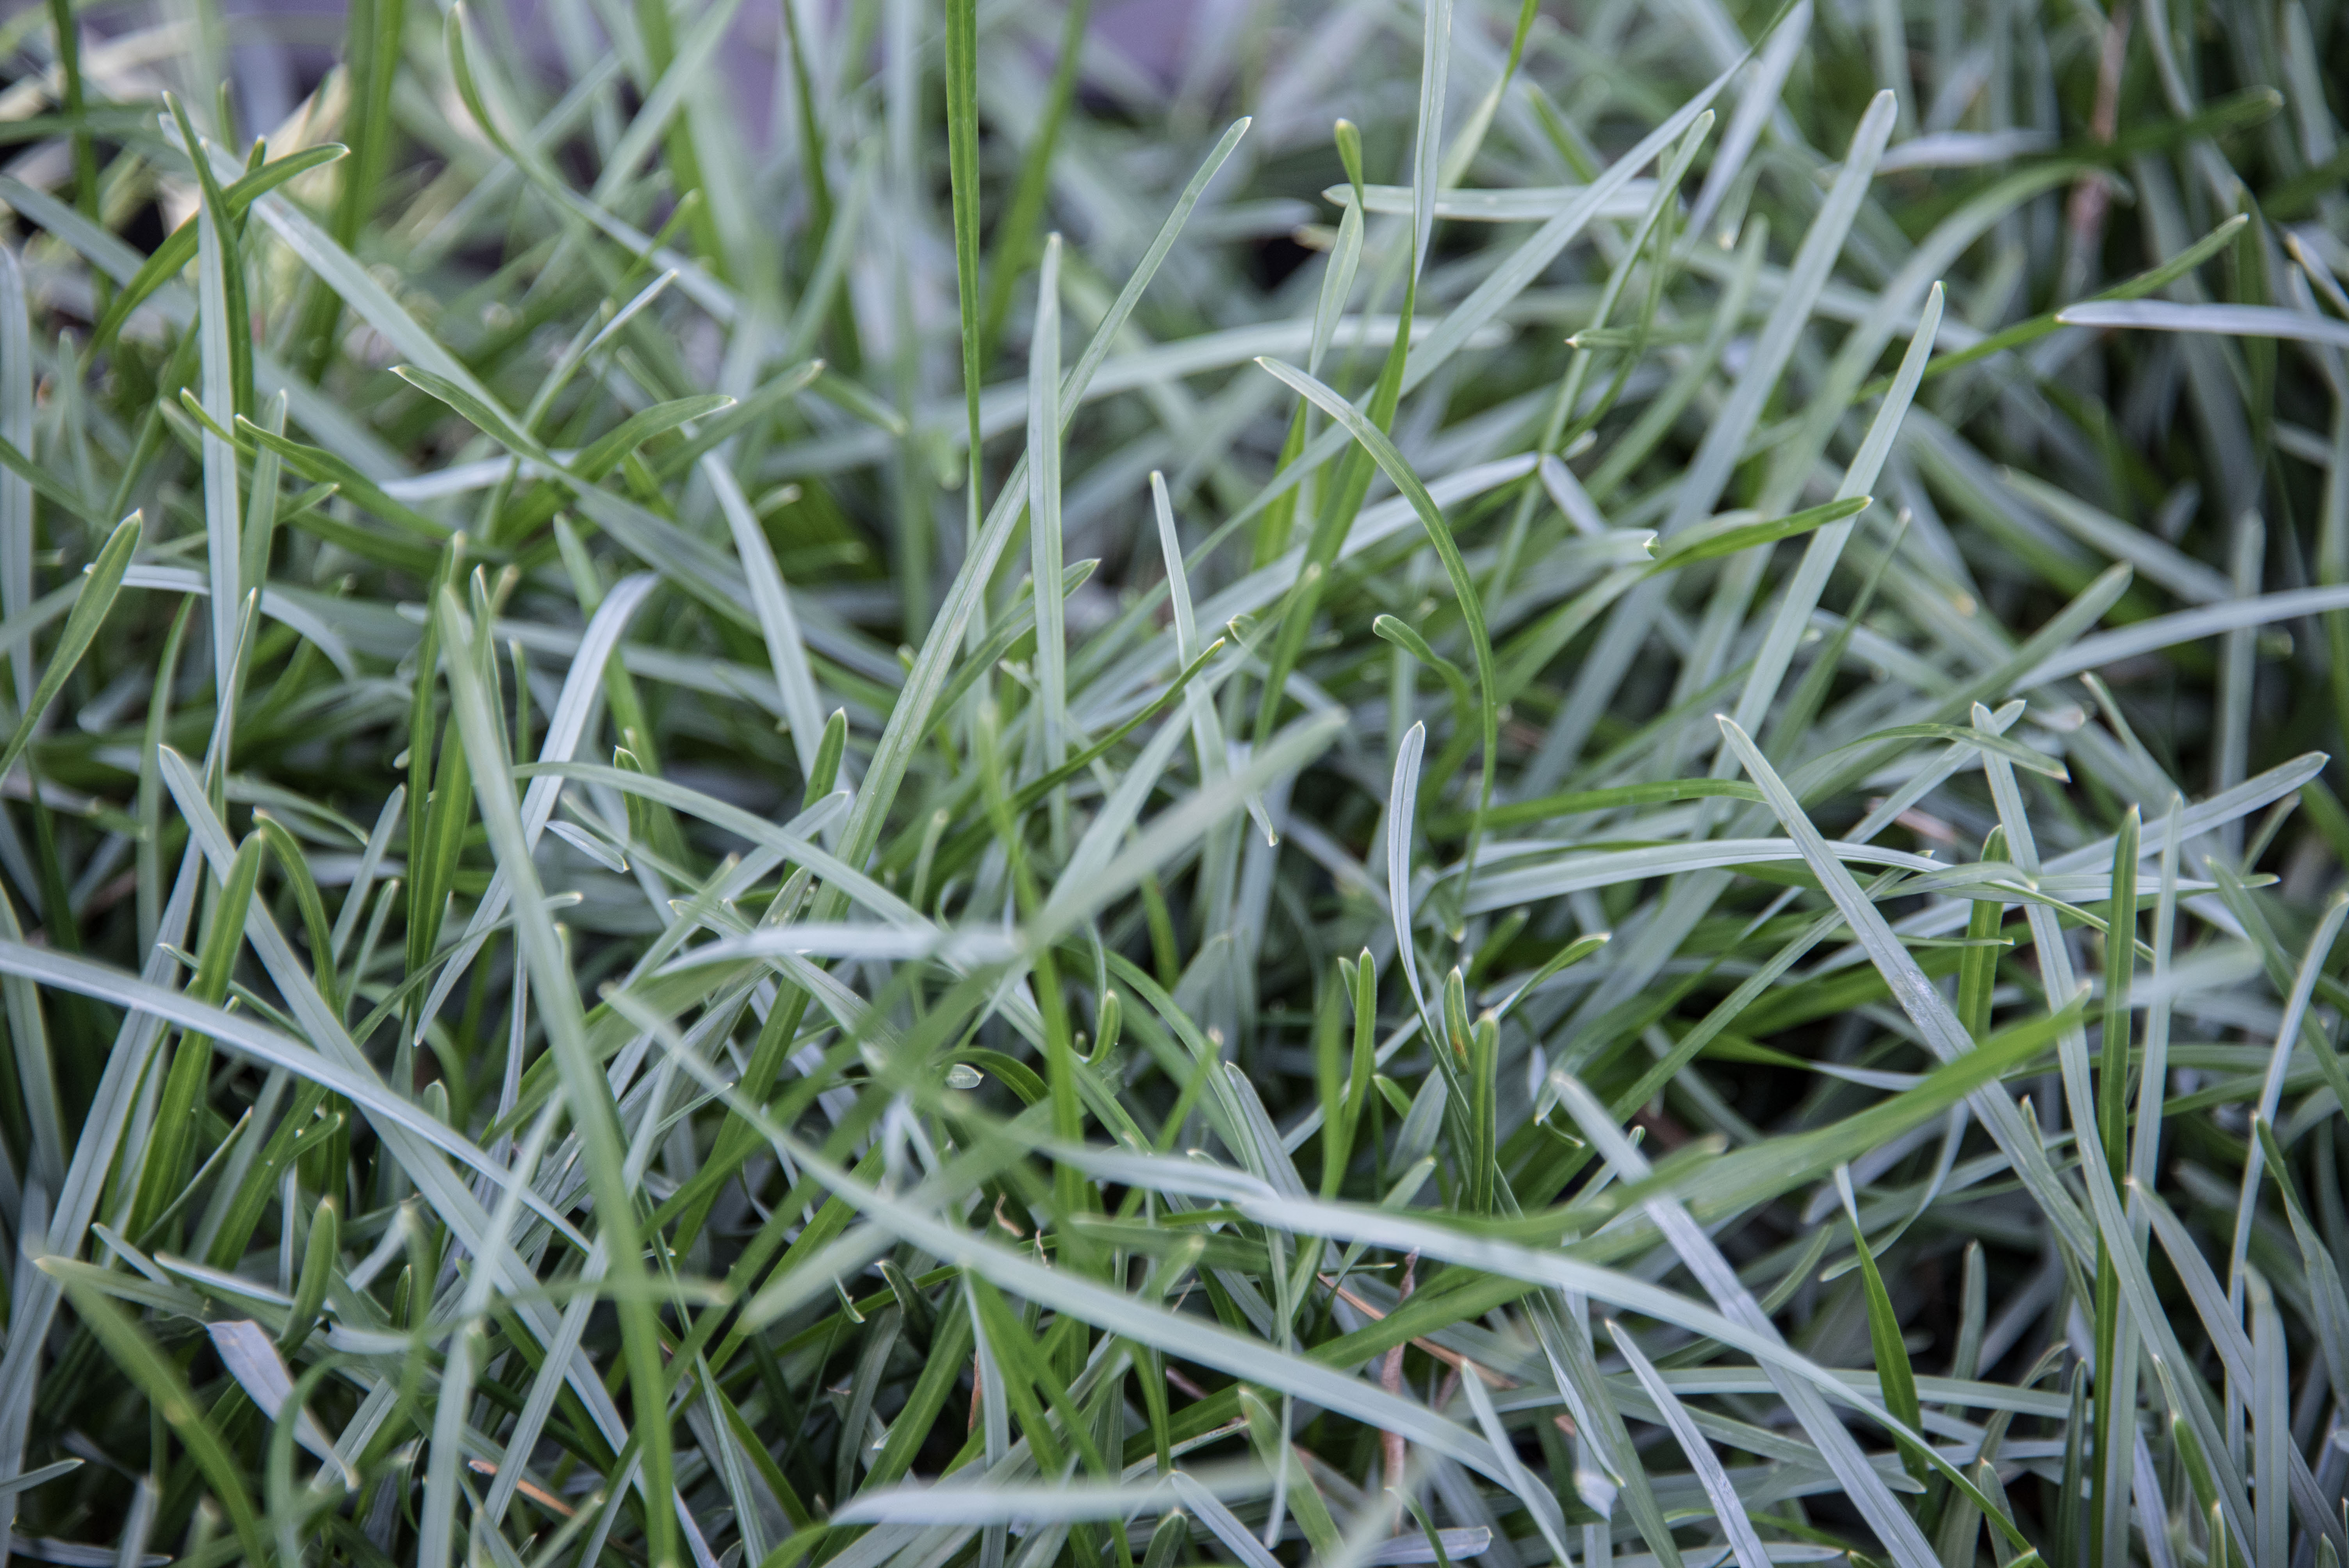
[{"left": 2, "top": 1, "right": 2348, "bottom": 1567}]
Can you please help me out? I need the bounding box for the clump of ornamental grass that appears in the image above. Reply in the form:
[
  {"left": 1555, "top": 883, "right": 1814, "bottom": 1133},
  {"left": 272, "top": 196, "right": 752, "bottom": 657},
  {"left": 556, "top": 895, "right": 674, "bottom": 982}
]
[{"left": 0, "top": 2, "right": 2345, "bottom": 1568}]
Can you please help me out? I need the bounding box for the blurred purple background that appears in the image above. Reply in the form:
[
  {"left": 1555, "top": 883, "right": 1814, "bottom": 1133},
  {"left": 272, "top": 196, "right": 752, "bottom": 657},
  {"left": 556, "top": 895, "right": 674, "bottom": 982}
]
[{"left": 18, "top": 0, "right": 1221, "bottom": 151}]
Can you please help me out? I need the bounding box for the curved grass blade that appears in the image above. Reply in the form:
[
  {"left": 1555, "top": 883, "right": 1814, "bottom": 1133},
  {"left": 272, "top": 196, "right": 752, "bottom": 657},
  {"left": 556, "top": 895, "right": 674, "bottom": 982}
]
[{"left": 0, "top": 513, "right": 137, "bottom": 788}]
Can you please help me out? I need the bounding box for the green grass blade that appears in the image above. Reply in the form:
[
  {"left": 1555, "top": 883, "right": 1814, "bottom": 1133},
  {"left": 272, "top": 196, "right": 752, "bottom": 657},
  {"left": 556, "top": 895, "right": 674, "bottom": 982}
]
[
  {"left": 45, "top": 1276, "right": 270, "bottom": 1566},
  {"left": 0, "top": 513, "right": 136, "bottom": 788},
  {"left": 1606, "top": 1319, "right": 1772, "bottom": 1568},
  {"left": 1029, "top": 235, "right": 1068, "bottom": 777},
  {"left": 433, "top": 588, "right": 677, "bottom": 1568}
]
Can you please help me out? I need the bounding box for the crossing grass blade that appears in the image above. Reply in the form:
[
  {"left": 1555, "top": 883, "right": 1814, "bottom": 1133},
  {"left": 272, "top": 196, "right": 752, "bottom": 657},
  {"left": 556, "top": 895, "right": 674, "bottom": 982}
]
[
  {"left": 0, "top": 8, "right": 2344, "bottom": 1568},
  {"left": 45, "top": 1277, "right": 271, "bottom": 1568}
]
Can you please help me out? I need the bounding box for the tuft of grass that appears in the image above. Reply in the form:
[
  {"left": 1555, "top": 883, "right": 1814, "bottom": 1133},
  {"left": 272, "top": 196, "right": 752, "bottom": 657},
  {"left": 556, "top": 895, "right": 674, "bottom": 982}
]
[{"left": 0, "top": 3, "right": 2347, "bottom": 1568}]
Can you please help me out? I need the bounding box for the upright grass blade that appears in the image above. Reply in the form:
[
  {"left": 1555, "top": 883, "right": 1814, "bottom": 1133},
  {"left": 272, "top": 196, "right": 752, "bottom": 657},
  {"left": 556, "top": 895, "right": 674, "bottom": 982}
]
[
  {"left": 943, "top": 0, "right": 982, "bottom": 551},
  {"left": 1408, "top": 0, "right": 1453, "bottom": 278},
  {"left": 294, "top": 0, "right": 402, "bottom": 373},
  {"left": 1258, "top": 358, "right": 1498, "bottom": 850},
  {"left": 1542, "top": 89, "right": 1897, "bottom": 780},
  {"left": 93, "top": 145, "right": 346, "bottom": 353},
  {"left": 166, "top": 97, "right": 249, "bottom": 714},
  {"left": 2095, "top": 807, "right": 2141, "bottom": 1568},
  {"left": 1685, "top": 1, "right": 1807, "bottom": 243},
  {"left": 1029, "top": 236, "right": 1068, "bottom": 780},
  {"left": 2228, "top": 894, "right": 2349, "bottom": 1300},
  {"left": 1388, "top": 722, "right": 1432, "bottom": 1032},
  {"left": 433, "top": 590, "right": 679, "bottom": 1568},
  {"left": 1728, "top": 283, "right": 1944, "bottom": 747},
  {"left": 709, "top": 454, "right": 824, "bottom": 779},
  {"left": 1249, "top": 227, "right": 1420, "bottom": 766},
  {"left": 0, "top": 244, "right": 29, "bottom": 714},
  {"left": 827, "top": 115, "right": 1248, "bottom": 886},
  {"left": 1837, "top": 1165, "right": 1929, "bottom": 1488},
  {"left": 977, "top": 0, "right": 1093, "bottom": 356}
]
